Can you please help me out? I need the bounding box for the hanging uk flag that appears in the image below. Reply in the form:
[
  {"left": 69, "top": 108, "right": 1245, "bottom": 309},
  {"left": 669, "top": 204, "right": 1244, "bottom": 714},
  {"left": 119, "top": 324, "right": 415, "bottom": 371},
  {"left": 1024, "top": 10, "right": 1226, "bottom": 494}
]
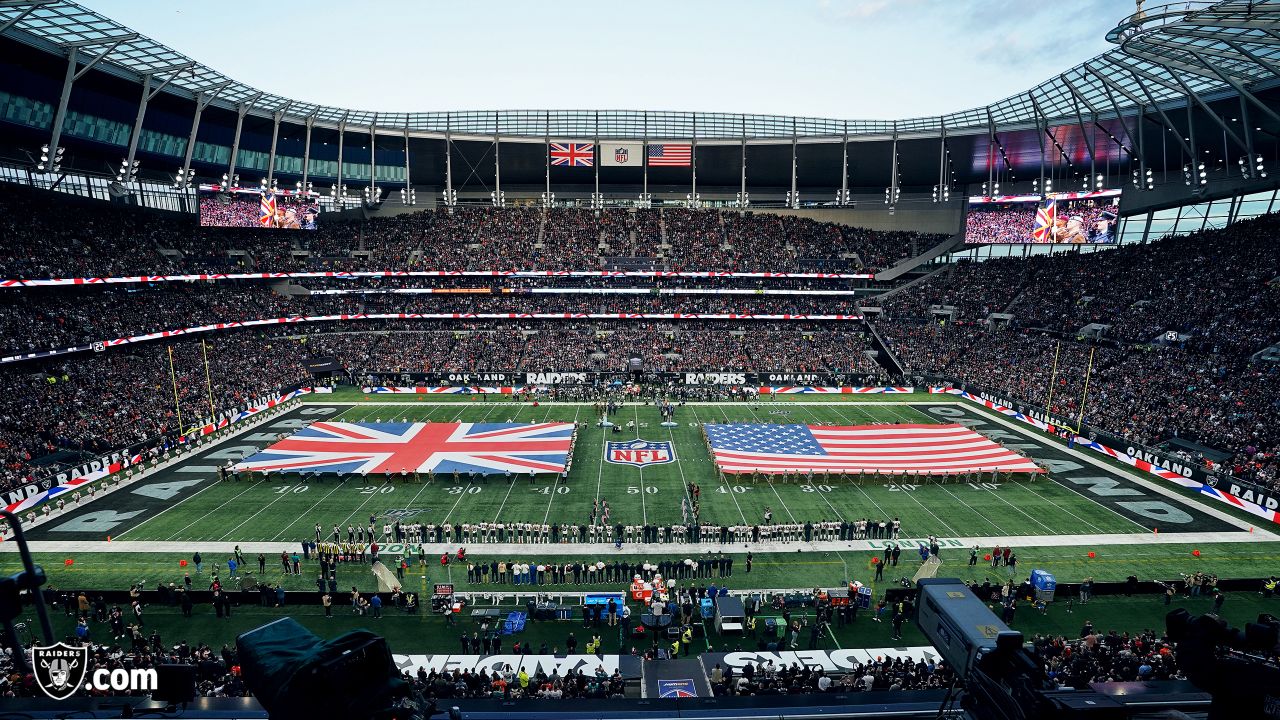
[
  {"left": 550, "top": 142, "right": 595, "bottom": 167},
  {"left": 233, "top": 421, "right": 577, "bottom": 476}
]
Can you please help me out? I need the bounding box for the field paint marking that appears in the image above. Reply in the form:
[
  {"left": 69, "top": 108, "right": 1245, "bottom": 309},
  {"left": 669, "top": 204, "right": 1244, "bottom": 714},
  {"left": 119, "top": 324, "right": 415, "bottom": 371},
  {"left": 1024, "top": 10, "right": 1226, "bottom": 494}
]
[
  {"left": 822, "top": 403, "right": 960, "bottom": 536},
  {"left": 952, "top": 401, "right": 1275, "bottom": 536},
  {"left": 541, "top": 404, "right": 581, "bottom": 525},
  {"left": 716, "top": 404, "right": 793, "bottom": 520},
  {"left": 440, "top": 397, "right": 509, "bottom": 520},
  {"left": 634, "top": 403, "right": 648, "bottom": 526},
  {"left": 270, "top": 479, "right": 350, "bottom": 542},
  {"left": 493, "top": 404, "right": 555, "bottom": 523},
  {"left": 110, "top": 406, "right": 321, "bottom": 541},
  {"left": 136, "top": 476, "right": 263, "bottom": 538},
  {"left": 218, "top": 479, "right": 307, "bottom": 541},
  {"left": 275, "top": 404, "right": 454, "bottom": 539},
  {"left": 743, "top": 403, "right": 847, "bottom": 523},
  {"left": 665, "top": 408, "right": 698, "bottom": 527},
  {"left": 871, "top": 404, "right": 1013, "bottom": 536},
  {"left": 689, "top": 404, "right": 748, "bottom": 526}
]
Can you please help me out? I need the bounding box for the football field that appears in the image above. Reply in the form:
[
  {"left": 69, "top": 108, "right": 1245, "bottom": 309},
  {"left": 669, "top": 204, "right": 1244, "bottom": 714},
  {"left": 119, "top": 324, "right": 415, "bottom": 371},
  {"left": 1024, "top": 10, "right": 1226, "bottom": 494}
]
[{"left": 24, "top": 397, "right": 1254, "bottom": 546}]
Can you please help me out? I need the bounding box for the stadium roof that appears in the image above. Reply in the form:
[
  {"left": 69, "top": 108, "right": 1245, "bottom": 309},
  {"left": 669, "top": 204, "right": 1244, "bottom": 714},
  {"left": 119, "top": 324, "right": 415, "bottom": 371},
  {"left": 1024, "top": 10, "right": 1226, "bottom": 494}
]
[{"left": 2, "top": 0, "right": 1280, "bottom": 138}]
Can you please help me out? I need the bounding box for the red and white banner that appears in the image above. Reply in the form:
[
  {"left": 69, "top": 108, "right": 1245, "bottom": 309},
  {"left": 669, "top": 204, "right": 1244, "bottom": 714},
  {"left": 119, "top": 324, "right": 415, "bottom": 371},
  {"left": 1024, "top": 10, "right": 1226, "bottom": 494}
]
[
  {"left": 758, "top": 386, "right": 913, "bottom": 394},
  {"left": 0, "top": 270, "right": 874, "bottom": 288},
  {"left": 362, "top": 386, "right": 516, "bottom": 394},
  {"left": 931, "top": 387, "right": 1280, "bottom": 527}
]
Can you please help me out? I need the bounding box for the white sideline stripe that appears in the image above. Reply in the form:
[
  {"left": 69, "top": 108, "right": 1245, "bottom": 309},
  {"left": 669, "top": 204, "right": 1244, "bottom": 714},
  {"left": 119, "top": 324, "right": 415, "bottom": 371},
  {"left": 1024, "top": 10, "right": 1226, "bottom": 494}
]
[{"left": 2, "top": 530, "right": 1271, "bottom": 556}]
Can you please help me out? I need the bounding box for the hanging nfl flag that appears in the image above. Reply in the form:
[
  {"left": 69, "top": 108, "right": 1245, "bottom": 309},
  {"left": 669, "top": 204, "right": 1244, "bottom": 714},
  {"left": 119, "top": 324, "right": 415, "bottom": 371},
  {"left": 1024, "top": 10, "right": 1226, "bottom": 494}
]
[
  {"left": 600, "top": 142, "right": 644, "bottom": 167},
  {"left": 549, "top": 142, "right": 595, "bottom": 167}
]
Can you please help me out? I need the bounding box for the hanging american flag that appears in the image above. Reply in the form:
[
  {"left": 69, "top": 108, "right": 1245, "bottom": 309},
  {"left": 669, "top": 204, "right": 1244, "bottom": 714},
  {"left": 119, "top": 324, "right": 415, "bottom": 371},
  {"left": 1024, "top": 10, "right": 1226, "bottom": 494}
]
[
  {"left": 233, "top": 421, "right": 576, "bottom": 475},
  {"left": 647, "top": 144, "right": 692, "bottom": 167},
  {"left": 549, "top": 142, "right": 595, "bottom": 167},
  {"left": 259, "top": 189, "right": 277, "bottom": 227},
  {"left": 1031, "top": 197, "right": 1056, "bottom": 243},
  {"left": 705, "top": 423, "right": 1043, "bottom": 475}
]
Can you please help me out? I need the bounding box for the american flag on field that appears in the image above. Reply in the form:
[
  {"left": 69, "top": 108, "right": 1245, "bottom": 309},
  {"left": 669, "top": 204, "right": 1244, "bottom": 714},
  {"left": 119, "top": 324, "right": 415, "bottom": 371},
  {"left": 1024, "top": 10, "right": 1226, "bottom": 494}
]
[
  {"left": 259, "top": 189, "right": 276, "bottom": 227},
  {"left": 705, "top": 423, "right": 1043, "bottom": 475},
  {"left": 233, "top": 421, "right": 576, "bottom": 475},
  {"left": 1031, "top": 197, "right": 1056, "bottom": 243},
  {"left": 647, "top": 143, "right": 692, "bottom": 167},
  {"left": 550, "top": 142, "right": 595, "bottom": 167}
]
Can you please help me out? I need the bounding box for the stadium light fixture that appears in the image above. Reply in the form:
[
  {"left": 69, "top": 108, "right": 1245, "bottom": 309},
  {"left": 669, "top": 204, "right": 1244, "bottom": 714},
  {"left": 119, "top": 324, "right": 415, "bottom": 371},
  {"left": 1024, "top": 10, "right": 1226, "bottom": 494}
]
[
  {"left": 442, "top": 188, "right": 457, "bottom": 207},
  {"left": 686, "top": 193, "right": 700, "bottom": 209},
  {"left": 786, "top": 190, "right": 800, "bottom": 209},
  {"left": 638, "top": 192, "right": 652, "bottom": 209},
  {"left": 1095, "top": 174, "right": 1104, "bottom": 190},
  {"left": 491, "top": 190, "right": 505, "bottom": 208},
  {"left": 736, "top": 191, "right": 750, "bottom": 208},
  {"left": 541, "top": 191, "right": 555, "bottom": 209}
]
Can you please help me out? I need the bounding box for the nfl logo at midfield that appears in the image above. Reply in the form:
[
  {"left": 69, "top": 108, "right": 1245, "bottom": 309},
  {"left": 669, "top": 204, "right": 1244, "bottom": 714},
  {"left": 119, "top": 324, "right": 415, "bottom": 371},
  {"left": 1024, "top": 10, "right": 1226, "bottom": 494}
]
[{"left": 606, "top": 439, "right": 675, "bottom": 467}]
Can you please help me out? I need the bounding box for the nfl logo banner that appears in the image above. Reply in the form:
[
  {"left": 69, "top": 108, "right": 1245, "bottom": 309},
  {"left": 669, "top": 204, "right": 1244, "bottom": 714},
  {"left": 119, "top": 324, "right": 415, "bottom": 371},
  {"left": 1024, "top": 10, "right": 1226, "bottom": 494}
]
[
  {"left": 606, "top": 439, "right": 675, "bottom": 467},
  {"left": 600, "top": 142, "right": 644, "bottom": 167}
]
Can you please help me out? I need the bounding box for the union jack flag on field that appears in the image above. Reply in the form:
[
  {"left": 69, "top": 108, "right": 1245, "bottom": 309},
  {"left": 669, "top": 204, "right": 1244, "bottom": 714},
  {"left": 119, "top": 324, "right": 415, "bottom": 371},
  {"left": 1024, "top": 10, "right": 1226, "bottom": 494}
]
[
  {"left": 233, "top": 421, "right": 576, "bottom": 475},
  {"left": 549, "top": 142, "right": 594, "bottom": 167},
  {"left": 1031, "top": 197, "right": 1056, "bottom": 243},
  {"left": 259, "top": 189, "right": 277, "bottom": 227}
]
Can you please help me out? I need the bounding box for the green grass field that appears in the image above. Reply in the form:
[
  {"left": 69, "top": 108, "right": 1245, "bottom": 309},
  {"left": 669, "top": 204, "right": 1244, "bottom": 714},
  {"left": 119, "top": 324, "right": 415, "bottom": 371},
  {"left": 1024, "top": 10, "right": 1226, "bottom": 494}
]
[{"left": 106, "top": 401, "right": 1144, "bottom": 542}]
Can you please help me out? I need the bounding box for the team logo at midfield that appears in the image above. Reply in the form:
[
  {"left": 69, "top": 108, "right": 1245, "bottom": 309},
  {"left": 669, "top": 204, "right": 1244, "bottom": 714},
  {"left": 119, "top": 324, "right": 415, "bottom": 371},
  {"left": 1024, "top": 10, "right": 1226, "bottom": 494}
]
[
  {"left": 32, "top": 642, "right": 88, "bottom": 700},
  {"left": 606, "top": 440, "right": 675, "bottom": 467}
]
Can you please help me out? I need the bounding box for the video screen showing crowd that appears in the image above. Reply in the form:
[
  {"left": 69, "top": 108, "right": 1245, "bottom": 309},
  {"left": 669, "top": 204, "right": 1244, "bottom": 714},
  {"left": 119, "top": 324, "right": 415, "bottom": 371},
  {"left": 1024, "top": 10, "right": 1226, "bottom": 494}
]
[
  {"left": 198, "top": 189, "right": 319, "bottom": 230},
  {"left": 965, "top": 190, "right": 1120, "bottom": 244}
]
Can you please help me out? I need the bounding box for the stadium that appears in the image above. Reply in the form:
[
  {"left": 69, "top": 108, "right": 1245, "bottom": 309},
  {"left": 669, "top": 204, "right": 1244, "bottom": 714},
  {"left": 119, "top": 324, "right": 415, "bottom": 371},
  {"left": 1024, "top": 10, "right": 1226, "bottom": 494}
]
[{"left": 0, "top": 0, "right": 1279, "bottom": 717}]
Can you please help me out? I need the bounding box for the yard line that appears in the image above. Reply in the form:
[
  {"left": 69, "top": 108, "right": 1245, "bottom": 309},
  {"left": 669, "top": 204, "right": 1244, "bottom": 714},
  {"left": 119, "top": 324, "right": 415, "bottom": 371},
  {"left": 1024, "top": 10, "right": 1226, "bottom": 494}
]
[
  {"left": 823, "top": 403, "right": 960, "bottom": 536},
  {"left": 541, "top": 404, "right": 582, "bottom": 525},
  {"left": 664, "top": 405, "right": 698, "bottom": 525},
  {"left": 493, "top": 403, "right": 555, "bottom": 523},
  {"left": 438, "top": 400, "right": 506, "bottom": 527},
  {"left": 1002, "top": 479, "right": 1139, "bottom": 534},
  {"left": 440, "top": 480, "right": 474, "bottom": 526},
  {"left": 270, "top": 479, "right": 350, "bottom": 541},
  {"left": 722, "top": 402, "right": 798, "bottom": 524},
  {"left": 743, "top": 402, "right": 847, "bottom": 522},
  {"left": 689, "top": 404, "right": 747, "bottom": 525},
  {"left": 332, "top": 480, "right": 391, "bottom": 532},
  {"left": 633, "top": 403, "right": 648, "bottom": 526},
  {"left": 934, "top": 483, "right": 1009, "bottom": 536},
  {"left": 142, "top": 479, "right": 265, "bottom": 542},
  {"left": 218, "top": 480, "right": 306, "bottom": 541}
]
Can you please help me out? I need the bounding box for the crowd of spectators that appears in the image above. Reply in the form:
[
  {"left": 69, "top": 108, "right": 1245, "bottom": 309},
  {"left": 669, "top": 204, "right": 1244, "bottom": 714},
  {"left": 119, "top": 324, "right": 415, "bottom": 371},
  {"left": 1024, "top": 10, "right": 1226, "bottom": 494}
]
[
  {"left": 0, "top": 334, "right": 310, "bottom": 492},
  {"left": 1031, "top": 627, "right": 1180, "bottom": 688},
  {"left": 711, "top": 654, "right": 954, "bottom": 696},
  {"left": 0, "top": 286, "right": 868, "bottom": 354},
  {"left": 1, "top": 185, "right": 942, "bottom": 276}
]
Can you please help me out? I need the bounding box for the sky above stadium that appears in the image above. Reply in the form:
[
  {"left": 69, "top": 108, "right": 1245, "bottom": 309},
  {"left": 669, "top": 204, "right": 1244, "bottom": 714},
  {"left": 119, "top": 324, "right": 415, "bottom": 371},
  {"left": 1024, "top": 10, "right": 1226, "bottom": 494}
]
[{"left": 82, "top": 0, "right": 1120, "bottom": 120}]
